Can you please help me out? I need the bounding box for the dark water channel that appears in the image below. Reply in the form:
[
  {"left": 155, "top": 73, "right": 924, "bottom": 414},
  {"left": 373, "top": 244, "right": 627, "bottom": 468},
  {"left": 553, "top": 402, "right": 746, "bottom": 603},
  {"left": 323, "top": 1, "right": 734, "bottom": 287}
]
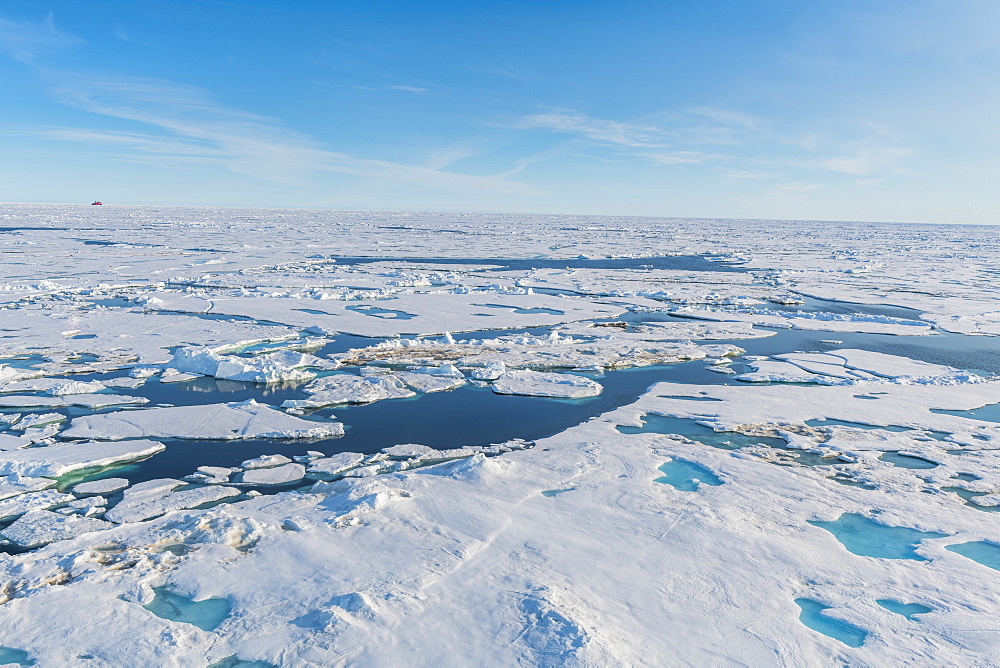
[
  {"left": 327, "top": 255, "right": 748, "bottom": 272},
  {"left": 6, "top": 297, "right": 1000, "bottom": 490}
]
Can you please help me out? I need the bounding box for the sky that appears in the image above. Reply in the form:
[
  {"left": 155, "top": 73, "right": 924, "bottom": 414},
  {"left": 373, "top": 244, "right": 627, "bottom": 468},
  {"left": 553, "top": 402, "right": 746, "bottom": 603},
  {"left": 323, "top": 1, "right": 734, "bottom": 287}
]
[{"left": 0, "top": 1, "right": 997, "bottom": 224}]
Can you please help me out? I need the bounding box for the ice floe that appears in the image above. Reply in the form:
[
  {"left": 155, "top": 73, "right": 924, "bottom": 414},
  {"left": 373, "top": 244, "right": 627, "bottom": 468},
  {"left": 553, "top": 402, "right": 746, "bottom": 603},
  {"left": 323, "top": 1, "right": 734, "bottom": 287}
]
[
  {"left": 0, "top": 440, "right": 165, "bottom": 478},
  {"left": 282, "top": 374, "right": 415, "bottom": 408},
  {"left": 492, "top": 369, "right": 603, "bottom": 398},
  {"left": 61, "top": 400, "right": 343, "bottom": 440},
  {"left": 105, "top": 480, "right": 241, "bottom": 523}
]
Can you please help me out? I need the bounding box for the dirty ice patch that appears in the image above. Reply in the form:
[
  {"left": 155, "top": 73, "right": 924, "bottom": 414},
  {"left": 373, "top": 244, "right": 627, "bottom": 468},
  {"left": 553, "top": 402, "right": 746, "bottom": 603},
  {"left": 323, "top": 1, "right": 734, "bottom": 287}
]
[
  {"left": 282, "top": 374, "right": 415, "bottom": 408},
  {"left": 492, "top": 370, "right": 602, "bottom": 398},
  {"left": 61, "top": 400, "right": 343, "bottom": 440},
  {"left": 170, "top": 346, "right": 332, "bottom": 384}
]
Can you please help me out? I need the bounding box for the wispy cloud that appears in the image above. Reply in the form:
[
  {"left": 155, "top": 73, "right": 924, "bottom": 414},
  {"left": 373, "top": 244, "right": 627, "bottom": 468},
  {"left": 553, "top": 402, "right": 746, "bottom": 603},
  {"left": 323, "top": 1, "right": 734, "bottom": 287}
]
[
  {"left": 0, "top": 14, "right": 82, "bottom": 63},
  {"left": 641, "top": 150, "right": 717, "bottom": 165},
  {"left": 517, "top": 110, "right": 665, "bottom": 148},
  {"left": 113, "top": 22, "right": 161, "bottom": 49},
  {"left": 50, "top": 76, "right": 329, "bottom": 183},
  {"left": 40, "top": 74, "right": 535, "bottom": 196},
  {"left": 389, "top": 85, "right": 430, "bottom": 95},
  {"left": 818, "top": 142, "right": 913, "bottom": 176}
]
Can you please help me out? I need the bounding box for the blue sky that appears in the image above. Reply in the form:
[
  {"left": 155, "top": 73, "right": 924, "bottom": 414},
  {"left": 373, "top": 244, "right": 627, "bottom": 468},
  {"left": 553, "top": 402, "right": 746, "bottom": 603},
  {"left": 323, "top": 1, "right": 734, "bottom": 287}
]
[{"left": 0, "top": 1, "right": 997, "bottom": 223}]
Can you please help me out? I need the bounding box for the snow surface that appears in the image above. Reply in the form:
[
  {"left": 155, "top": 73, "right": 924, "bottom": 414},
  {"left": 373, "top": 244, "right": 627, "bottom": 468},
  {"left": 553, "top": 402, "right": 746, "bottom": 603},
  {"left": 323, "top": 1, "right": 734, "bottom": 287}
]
[{"left": 1, "top": 204, "right": 1000, "bottom": 665}]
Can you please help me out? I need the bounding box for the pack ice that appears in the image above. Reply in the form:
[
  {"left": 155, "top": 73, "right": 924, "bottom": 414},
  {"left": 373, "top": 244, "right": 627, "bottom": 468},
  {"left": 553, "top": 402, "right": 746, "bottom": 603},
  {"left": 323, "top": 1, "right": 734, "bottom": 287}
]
[{"left": 1, "top": 204, "right": 1000, "bottom": 666}]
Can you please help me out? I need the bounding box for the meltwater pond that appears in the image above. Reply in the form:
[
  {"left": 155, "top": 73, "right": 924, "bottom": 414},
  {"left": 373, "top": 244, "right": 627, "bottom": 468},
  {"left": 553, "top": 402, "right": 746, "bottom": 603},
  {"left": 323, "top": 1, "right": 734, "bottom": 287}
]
[
  {"left": 876, "top": 599, "right": 932, "bottom": 620},
  {"left": 945, "top": 541, "right": 1000, "bottom": 571},
  {"left": 143, "top": 587, "right": 231, "bottom": 632},
  {"left": 654, "top": 460, "right": 723, "bottom": 491},
  {"left": 808, "top": 513, "right": 947, "bottom": 560},
  {"left": 794, "top": 598, "right": 868, "bottom": 648}
]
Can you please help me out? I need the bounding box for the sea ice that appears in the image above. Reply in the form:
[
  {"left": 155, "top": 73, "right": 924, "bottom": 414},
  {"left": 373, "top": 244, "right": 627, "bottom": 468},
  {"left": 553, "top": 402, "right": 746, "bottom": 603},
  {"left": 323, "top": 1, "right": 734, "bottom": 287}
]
[
  {"left": 0, "top": 489, "right": 74, "bottom": 521},
  {"left": 0, "top": 440, "right": 165, "bottom": 477},
  {"left": 307, "top": 453, "right": 366, "bottom": 476},
  {"left": 71, "top": 478, "right": 130, "bottom": 495},
  {"left": 393, "top": 371, "right": 466, "bottom": 393},
  {"left": 106, "top": 480, "right": 241, "bottom": 523},
  {"left": 0, "top": 509, "right": 113, "bottom": 547},
  {"left": 236, "top": 464, "right": 306, "bottom": 486},
  {"left": 170, "top": 346, "right": 321, "bottom": 384},
  {"left": 61, "top": 400, "right": 343, "bottom": 440},
  {"left": 492, "top": 370, "right": 603, "bottom": 398},
  {"left": 283, "top": 374, "right": 415, "bottom": 408}
]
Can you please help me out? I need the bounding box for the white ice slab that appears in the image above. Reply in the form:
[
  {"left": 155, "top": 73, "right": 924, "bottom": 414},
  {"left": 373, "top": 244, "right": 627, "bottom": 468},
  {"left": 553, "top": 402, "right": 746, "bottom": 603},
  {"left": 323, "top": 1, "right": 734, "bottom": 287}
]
[
  {"left": 285, "top": 375, "right": 415, "bottom": 407},
  {"left": 236, "top": 463, "right": 306, "bottom": 486},
  {"left": 71, "top": 478, "right": 130, "bottom": 495},
  {"left": 492, "top": 370, "right": 603, "bottom": 398},
  {"left": 105, "top": 483, "right": 241, "bottom": 524},
  {"left": 308, "top": 453, "right": 365, "bottom": 475},
  {"left": 0, "top": 509, "right": 113, "bottom": 547},
  {"left": 61, "top": 400, "right": 343, "bottom": 440},
  {"left": 0, "top": 440, "right": 165, "bottom": 477},
  {"left": 0, "top": 394, "right": 148, "bottom": 408},
  {"left": 0, "top": 489, "right": 74, "bottom": 520},
  {"left": 394, "top": 371, "right": 466, "bottom": 393}
]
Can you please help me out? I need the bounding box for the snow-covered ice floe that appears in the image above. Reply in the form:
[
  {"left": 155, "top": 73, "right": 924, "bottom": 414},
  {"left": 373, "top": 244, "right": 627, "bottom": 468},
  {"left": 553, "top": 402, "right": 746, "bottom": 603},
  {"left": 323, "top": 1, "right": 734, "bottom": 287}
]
[
  {"left": 60, "top": 400, "right": 343, "bottom": 440},
  {"left": 736, "top": 349, "right": 986, "bottom": 385},
  {"left": 492, "top": 369, "right": 603, "bottom": 398},
  {"left": 0, "top": 440, "right": 165, "bottom": 477}
]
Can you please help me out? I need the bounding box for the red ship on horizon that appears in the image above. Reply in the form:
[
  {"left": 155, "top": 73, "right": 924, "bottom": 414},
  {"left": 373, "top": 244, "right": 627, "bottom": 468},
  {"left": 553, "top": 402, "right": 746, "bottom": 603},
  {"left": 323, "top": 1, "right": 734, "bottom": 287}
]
[{"left": 91, "top": 201, "right": 102, "bottom": 205}]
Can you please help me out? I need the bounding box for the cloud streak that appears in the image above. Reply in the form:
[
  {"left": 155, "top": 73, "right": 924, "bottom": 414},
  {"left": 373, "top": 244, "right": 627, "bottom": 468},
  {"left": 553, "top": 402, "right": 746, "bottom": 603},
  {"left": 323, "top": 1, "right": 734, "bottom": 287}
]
[
  {"left": 0, "top": 14, "right": 82, "bottom": 63},
  {"left": 43, "top": 74, "right": 536, "bottom": 196},
  {"left": 518, "top": 110, "right": 666, "bottom": 148}
]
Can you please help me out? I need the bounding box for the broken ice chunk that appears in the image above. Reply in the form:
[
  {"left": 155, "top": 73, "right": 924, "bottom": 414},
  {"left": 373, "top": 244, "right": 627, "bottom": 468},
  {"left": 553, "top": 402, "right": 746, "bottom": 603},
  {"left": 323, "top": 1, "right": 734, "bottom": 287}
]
[
  {"left": 236, "top": 463, "right": 306, "bottom": 486},
  {"left": 307, "top": 453, "right": 365, "bottom": 476},
  {"left": 0, "top": 489, "right": 74, "bottom": 520},
  {"left": 0, "top": 394, "right": 148, "bottom": 408},
  {"left": 468, "top": 360, "right": 507, "bottom": 380},
  {"left": 240, "top": 454, "right": 292, "bottom": 470},
  {"left": 284, "top": 374, "right": 415, "bottom": 408},
  {"left": 71, "top": 477, "right": 130, "bottom": 495},
  {"left": 394, "top": 371, "right": 465, "bottom": 393},
  {"left": 381, "top": 444, "right": 437, "bottom": 459},
  {"left": 0, "top": 509, "right": 113, "bottom": 547},
  {"left": 105, "top": 480, "right": 241, "bottom": 523}
]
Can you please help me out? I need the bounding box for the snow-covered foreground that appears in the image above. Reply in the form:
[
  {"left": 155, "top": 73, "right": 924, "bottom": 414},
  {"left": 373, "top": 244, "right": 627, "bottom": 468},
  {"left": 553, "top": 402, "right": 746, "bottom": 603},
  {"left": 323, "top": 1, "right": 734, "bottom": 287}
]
[{"left": 0, "top": 204, "right": 999, "bottom": 665}]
